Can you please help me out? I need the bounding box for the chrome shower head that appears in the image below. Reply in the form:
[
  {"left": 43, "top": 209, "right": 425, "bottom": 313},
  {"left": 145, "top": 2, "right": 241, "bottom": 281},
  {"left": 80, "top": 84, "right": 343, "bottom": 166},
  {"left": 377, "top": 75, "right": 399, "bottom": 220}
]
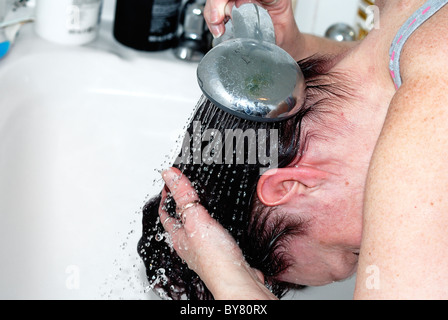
[{"left": 197, "top": 4, "right": 306, "bottom": 123}]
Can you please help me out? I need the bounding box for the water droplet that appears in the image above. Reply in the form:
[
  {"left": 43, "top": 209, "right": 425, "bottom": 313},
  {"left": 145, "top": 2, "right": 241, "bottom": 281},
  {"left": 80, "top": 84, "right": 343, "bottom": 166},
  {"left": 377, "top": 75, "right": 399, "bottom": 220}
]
[{"left": 155, "top": 233, "right": 164, "bottom": 242}]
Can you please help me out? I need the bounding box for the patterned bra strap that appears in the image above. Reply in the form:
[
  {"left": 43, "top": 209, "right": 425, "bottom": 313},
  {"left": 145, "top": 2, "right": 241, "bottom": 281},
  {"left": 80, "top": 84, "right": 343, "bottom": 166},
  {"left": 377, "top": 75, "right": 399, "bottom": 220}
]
[{"left": 389, "top": 0, "right": 448, "bottom": 89}]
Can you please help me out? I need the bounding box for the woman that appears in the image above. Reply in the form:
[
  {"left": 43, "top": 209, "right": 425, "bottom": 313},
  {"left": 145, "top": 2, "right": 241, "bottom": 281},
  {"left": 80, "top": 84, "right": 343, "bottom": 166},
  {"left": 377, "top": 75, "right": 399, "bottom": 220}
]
[{"left": 149, "top": 0, "right": 448, "bottom": 299}]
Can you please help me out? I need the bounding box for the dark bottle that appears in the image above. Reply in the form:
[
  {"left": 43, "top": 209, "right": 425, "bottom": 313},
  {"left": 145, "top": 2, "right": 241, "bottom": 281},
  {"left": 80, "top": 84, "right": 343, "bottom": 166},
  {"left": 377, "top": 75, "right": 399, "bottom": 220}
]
[{"left": 113, "top": 0, "right": 182, "bottom": 51}]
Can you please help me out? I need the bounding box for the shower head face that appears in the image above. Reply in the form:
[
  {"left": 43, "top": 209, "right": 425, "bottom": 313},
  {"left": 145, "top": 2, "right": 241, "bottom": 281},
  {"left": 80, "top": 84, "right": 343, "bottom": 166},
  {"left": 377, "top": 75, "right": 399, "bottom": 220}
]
[
  {"left": 197, "top": 38, "right": 306, "bottom": 123},
  {"left": 197, "top": 3, "right": 306, "bottom": 123}
]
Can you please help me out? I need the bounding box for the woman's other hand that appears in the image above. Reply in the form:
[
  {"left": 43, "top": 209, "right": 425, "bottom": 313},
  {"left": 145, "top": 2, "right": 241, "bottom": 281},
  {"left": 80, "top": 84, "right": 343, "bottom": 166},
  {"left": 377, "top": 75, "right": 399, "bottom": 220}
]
[{"left": 160, "top": 167, "right": 277, "bottom": 300}]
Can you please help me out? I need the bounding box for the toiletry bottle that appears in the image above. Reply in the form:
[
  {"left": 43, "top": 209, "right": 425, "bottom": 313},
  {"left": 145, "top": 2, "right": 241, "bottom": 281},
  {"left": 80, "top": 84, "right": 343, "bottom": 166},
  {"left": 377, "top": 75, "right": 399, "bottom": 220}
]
[
  {"left": 113, "top": 0, "right": 183, "bottom": 51},
  {"left": 1, "top": 0, "right": 11, "bottom": 59},
  {"left": 35, "top": 0, "right": 103, "bottom": 45},
  {"left": 356, "top": 0, "right": 377, "bottom": 40},
  {"left": 0, "top": 30, "right": 10, "bottom": 59}
]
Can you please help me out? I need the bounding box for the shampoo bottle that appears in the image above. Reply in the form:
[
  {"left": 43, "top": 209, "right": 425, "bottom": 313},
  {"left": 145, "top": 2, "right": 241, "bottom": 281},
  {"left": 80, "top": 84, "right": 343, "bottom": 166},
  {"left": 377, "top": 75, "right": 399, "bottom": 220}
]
[{"left": 113, "top": 0, "right": 183, "bottom": 51}]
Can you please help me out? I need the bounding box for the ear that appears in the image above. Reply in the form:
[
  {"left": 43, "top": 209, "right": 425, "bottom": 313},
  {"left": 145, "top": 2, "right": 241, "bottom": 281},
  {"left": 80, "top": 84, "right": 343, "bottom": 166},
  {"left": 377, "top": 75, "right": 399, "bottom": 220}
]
[{"left": 257, "top": 166, "right": 328, "bottom": 206}]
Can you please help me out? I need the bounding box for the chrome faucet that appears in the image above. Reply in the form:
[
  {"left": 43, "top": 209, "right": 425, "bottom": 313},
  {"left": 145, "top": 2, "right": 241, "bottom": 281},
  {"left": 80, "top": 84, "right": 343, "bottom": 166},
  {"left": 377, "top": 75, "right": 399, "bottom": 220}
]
[{"left": 174, "top": 0, "right": 212, "bottom": 62}]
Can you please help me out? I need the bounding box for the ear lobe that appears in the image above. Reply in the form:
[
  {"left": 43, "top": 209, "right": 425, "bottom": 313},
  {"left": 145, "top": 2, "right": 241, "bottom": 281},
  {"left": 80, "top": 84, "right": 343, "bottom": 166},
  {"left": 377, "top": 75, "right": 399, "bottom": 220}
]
[{"left": 257, "top": 166, "right": 328, "bottom": 207}]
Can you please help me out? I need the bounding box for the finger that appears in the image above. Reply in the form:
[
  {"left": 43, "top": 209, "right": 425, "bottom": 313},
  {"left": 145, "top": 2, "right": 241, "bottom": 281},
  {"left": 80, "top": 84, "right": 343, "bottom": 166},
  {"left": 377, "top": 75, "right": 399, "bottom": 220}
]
[
  {"left": 158, "top": 187, "right": 178, "bottom": 234},
  {"left": 162, "top": 168, "right": 214, "bottom": 230},
  {"left": 258, "top": 0, "right": 279, "bottom": 6},
  {"left": 204, "top": 0, "right": 235, "bottom": 38},
  {"left": 162, "top": 168, "right": 200, "bottom": 209}
]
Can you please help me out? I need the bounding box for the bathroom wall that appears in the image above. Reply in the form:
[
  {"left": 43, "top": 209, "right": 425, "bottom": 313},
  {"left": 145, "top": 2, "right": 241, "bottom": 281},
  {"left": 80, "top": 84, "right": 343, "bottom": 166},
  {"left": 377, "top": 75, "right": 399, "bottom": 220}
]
[
  {"left": 295, "top": 0, "right": 359, "bottom": 36},
  {"left": 102, "top": 0, "right": 116, "bottom": 21},
  {"left": 102, "top": 0, "right": 360, "bottom": 37}
]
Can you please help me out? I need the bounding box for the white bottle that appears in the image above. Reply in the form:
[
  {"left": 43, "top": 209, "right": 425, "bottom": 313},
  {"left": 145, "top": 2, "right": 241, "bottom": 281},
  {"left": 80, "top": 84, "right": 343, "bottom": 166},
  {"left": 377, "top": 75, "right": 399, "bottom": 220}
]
[{"left": 35, "top": 0, "right": 103, "bottom": 45}]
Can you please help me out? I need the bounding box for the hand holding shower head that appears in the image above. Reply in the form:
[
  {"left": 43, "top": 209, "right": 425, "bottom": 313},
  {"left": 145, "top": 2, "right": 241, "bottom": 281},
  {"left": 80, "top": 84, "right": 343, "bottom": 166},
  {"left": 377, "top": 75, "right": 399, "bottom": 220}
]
[{"left": 197, "top": 3, "right": 306, "bottom": 123}]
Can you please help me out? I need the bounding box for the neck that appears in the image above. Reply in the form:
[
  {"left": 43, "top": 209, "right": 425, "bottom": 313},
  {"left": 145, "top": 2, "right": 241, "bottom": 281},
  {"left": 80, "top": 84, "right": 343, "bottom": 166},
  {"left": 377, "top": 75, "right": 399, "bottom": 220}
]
[
  {"left": 298, "top": 36, "right": 394, "bottom": 175},
  {"left": 298, "top": 0, "right": 427, "bottom": 174}
]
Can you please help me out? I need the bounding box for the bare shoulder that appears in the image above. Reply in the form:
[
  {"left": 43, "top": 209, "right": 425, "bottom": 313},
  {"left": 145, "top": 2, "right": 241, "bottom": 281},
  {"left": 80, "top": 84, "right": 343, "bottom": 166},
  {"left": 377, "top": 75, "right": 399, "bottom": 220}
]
[
  {"left": 400, "top": 4, "right": 448, "bottom": 84},
  {"left": 388, "top": 4, "right": 448, "bottom": 129},
  {"left": 354, "top": 5, "right": 448, "bottom": 300}
]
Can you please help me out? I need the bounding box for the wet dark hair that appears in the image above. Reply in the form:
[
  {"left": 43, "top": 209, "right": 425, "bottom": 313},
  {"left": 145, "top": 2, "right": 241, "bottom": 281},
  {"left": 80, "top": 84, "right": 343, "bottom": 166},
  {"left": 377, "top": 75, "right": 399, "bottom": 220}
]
[{"left": 137, "top": 56, "right": 346, "bottom": 300}]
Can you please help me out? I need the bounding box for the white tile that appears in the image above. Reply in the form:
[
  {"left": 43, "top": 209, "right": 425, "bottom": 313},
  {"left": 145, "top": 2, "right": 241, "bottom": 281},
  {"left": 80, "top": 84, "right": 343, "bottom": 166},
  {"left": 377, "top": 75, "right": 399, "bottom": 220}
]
[
  {"left": 102, "top": 0, "right": 116, "bottom": 21},
  {"left": 295, "top": 0, "right": 359, "bottom": 36},
  {"left": 295, "top": 0, "right": 320, "bottom": 34},
  {"left": 314, "top": 0, "right": 359, "bottom": 36}
]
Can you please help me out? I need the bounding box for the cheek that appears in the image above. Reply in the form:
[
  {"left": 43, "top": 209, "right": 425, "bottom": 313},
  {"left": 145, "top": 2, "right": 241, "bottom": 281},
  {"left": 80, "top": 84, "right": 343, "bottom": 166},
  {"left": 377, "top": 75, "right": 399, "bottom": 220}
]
[
  {"left": 277, "top": 234, "right": 359, "bottom": 286},
  {"left": 312, "top": 190, "right": 364, "bottom": 247},
  {"left": 278, "top": 238, "right": 336, "bottom": 286},
  {"left": 314, "top": 215, "right": 363, "bottom": 249}
]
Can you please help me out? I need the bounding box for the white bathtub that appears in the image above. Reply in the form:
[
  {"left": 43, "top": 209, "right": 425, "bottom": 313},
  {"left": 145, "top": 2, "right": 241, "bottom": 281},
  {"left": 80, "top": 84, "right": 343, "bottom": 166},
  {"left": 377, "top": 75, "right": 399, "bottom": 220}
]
[{"left": 0, "top": 18, "right": 355, "bottom": 300}]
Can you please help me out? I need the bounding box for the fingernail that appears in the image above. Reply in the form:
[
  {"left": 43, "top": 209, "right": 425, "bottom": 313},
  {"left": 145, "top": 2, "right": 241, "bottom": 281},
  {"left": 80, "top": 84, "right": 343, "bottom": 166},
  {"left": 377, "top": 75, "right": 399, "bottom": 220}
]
[
  {"left": 161, "top": 168, "right": 174, "bottom": 183},
  {"left": 210, "top": 25, "right": 223, "bottom": 39},
  {"left": 162, "top": 168, "right": 183, "bottom": 187}
]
